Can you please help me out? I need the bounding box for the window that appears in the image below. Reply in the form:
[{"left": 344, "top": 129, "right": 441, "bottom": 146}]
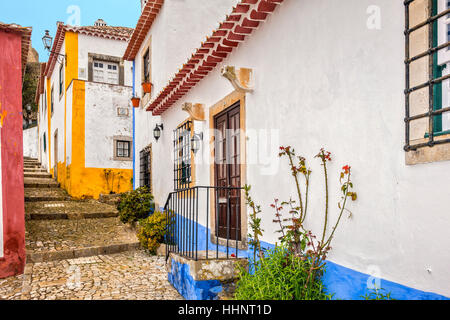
[
  {"left": 59, "top": 64, "right": 64, "bottom": 97},
  {"left": 51, "top": 87, "right": 54, "bottom": 115},
  {"left": 173, "top": 121, "right": 193, "bottom": 190},
  {"left": 113, "top": 136, "right": 133, "bottom": 161},
  {"left": 143, "top": 49, "right": 150, "bottom": 83},
  {"left": 93, "top": 60, "right": 119, "bottom": 84},
  {"left": 404, "top": 0, "right": 450, "bottom": 152},
  {"left": 140, "top": 145, "right": 152, "bottom": 192},
  {"left": 116, "top": 141, "right": 130, "bottom": 158},
  {"left": 43, "top": 133, "right": 47, "bottom": 153}
]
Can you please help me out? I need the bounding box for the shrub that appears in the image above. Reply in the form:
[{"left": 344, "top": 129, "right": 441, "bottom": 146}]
[
  {"left": 234, "top": 245, "right": 332, "bottom": 300},
  {"left": 137, "top": 210, "right": 170, "bottom": 255},
  {"left": 117, "top": 187, "right": 155, "bottom": 224}
]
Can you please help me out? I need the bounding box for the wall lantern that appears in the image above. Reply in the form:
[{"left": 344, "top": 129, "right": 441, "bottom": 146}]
[
  {"left": 191, "top": 133, "right": 203, "bottom": 154},
  {"left": 154, "top": 124, "right": 164, "bottom": 142},
  {"left": 42, "top": 30, "right": 67, "bottom": 65},
  {"left": 42, "top": 30, "right": 53, "bottom": 51}
]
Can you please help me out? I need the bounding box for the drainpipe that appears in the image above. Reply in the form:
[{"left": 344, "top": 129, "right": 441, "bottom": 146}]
[{"left": 132, "top": 60, "right": 136, "bottom": 190}]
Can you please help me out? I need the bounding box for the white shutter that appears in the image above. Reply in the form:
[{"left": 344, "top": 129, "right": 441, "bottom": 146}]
[
  {"left": 106, "top": 63, "right": 119, "bottom": 85},
  {"left": 93, "top": 61, "right": 119, "bottom": 84},
  {"left": 93, "top": 61, "right": 105, "bottom": 83}
]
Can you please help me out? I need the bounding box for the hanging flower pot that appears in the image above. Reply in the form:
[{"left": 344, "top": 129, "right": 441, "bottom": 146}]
[
  {"left": 131, "top": 96, "right": 141, "bottom": 108},
  {"left": 142, "top": 82, "right": 153, "bottom": 94}
]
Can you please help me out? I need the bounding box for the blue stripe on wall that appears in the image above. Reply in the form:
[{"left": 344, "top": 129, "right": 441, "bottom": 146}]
[{"left": 165, "top": 214, "right": 450, "bottom": 300}]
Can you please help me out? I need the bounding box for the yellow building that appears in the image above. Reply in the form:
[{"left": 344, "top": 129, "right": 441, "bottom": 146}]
[{"left": 36, "top": 20, "right": 134, "bottom": 199}]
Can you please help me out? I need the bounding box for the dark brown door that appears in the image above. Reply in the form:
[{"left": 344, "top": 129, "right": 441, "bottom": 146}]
[{"left": 214, "top": 102, "right": 241, "bottom": 241}]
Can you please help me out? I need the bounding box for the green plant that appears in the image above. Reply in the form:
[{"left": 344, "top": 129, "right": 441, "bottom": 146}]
[
  {"left": 234, "top": 245, "right": 333, "bottom": 300},
  {"left": 236, "top": 147, "right": 358, "bottom": 300},
  {"left": 137, "top": 210, "right": 171, "bottom": 255},
  {"left": 117, "top": 187, "right": 155, "bottom": 224},
  {"left": 244, "top": 185, "right": 264, "bottom": 261},
  {"left": 362, "top": 288, "right": 395, "bottom": 300}
]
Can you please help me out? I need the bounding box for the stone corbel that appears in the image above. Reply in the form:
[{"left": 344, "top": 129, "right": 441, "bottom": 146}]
[
  {"left": 221, "top": 66, "right": 254, "bottom": 93},
  {"left": 182, "top": 103, "right": 206, "bottom": 121}
]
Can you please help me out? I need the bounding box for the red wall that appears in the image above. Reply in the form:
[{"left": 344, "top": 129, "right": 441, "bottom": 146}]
[{"left": 0, "top": 30, "right": 26, "bottom": 278}]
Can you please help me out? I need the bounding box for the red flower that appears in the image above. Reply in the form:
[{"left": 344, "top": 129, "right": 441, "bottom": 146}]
[
  {"left": 231, "top": 254, "right": 236, "bottom": 258},
  {"left": 342, "top": 165, "right": 351, "bottom": 174}
]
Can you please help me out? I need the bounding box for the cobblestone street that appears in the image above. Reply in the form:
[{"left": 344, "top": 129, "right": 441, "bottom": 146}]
[
  {"left": 0, "top": 250, "right": 182, "bottom": 300},
  {"left": 0, "top": 158, "right": 182, "bottom": 301}
]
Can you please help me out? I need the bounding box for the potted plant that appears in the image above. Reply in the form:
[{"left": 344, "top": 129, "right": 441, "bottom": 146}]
[
  {"left": 142, "top": 82, "right": 152, "bottom": 94},
  {"left": 131, "top": 96, "right": 141, "bottom": 108}
]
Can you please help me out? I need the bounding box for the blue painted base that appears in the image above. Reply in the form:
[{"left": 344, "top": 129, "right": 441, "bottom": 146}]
[
  {"left": 165, "top": 215, "right": 449, "bottom": 300},
  {"left": 167, "top": 258, "right": 223, "bottom": 300}
]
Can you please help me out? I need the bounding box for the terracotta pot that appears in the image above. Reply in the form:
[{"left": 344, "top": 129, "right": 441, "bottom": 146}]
[
  {"left": 142, "top": 82, "right": 152, "bottom": 94},
  {"left": 131, "top": 97, "right": 141, "bottom": 108}
]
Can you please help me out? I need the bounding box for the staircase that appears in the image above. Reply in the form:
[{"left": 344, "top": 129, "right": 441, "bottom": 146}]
[{"left": 23, "top": 158, "right": 139, "bottom": 263}]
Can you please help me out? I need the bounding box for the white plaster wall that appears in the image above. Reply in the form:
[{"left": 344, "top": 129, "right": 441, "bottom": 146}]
[
  {"left": 23, "top": 126, "right": 38, "bottom": 158},
  {"left": 135, "top": 0, "right": 450, "bottom": 297},
  {"left": 38, "top": 93, "right": 49, "bottom": 170},
  {"left": 84, "top": 82, "right": 133, "bottom": 169},
  {"left": 78, "top": 35, "right": 133, "bottom": 86},
  {"left": 48, "top": 39, "right": 66, "bottom": 172},
  {"left": 133, "top": 0, "right": 239, "bottom": 189}
]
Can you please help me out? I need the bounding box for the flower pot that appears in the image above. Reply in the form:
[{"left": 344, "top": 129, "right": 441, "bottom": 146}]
[
  {"left": 131, "top": 97, "right": 141, "bottom": 108},
  {"left": 142, "top": 82, "right": 152, "bottom": 94}
]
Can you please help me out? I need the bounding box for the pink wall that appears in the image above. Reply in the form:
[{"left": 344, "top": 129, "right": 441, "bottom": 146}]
[{"left": 0, "top": 30, "right": 26, "bottom": 279}]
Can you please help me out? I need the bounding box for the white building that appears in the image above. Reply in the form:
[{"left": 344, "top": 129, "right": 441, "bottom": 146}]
[
  {"left": 125, "top": 0, "right": 450, "bottom": 299},
  {"left": 36, "top": 20, "right": 135, "bottom": 199}
]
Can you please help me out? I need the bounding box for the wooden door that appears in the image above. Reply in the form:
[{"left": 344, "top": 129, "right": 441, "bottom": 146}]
[{"left": 214, "top": 102, "right": 241, "bottom": 241}]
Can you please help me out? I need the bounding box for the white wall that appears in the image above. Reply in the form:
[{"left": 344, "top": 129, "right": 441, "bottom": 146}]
[
  {"left": 38, "top": 86, "right": 49, "bottom": 170},
  {"left": 78, "top": 35, "right": 133, "bottom": 86},
  {"left": 84, "top": 82, "right": 133, "bottom": 169},
  {"left": 134, "top": 0, "right": 239, "bottom": 189},
  {"left": 135, "top": 0, "right": 450, "bottom": 297},
  {"left": 23, "top": 126, "right": 38, "bottom": 158}
]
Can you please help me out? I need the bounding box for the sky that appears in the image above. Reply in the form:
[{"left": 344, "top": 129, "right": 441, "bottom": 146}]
[{"left": 0, "top": 0, "right": 141, "bottom": 62}]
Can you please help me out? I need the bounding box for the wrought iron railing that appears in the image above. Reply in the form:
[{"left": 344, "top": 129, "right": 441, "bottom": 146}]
[{"left": 163, "top": 186, "right": 244, "bottom": 261}]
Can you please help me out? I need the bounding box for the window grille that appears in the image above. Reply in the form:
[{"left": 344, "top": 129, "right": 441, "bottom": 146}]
[
  {"left": 143, "top": 49, "right": 150, "bottom": 83},
  {"left": 59, "top": 64, "right": 64, "bottom": 96},
  {"left": 140, "top": 146, "right": 152, "bottom": 192},
  {"left": 405, "top": 0, "right": 450, "bottom": 151},
  {"left": 173, "top": 121, "right": 192, "bottom": 190}
]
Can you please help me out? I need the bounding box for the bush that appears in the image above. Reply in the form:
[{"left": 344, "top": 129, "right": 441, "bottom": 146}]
[
  {"left": 137, "top": 210, "right": 170, "bottom": 255},
  {"left": 234, "top": 245, "right": 332, "bottom": 300},
  {"left": 117, "top": 187, "right": 155, "bottom": 224}
]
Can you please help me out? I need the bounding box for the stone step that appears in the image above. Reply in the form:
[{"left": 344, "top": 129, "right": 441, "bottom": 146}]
[
  {"left": 24, "top": 178, "right": 59, "bottom": 188},
  {"left": 24, "top": 168, "right": 47, "bottom": 173},
  {"left": 25, "top": 218, "right": 139, "bottom": 263},
  {"left": 25, "top": 200, "right": 119, "bottom": 221},
  {"left": 24, "top": 165, "right": 42, "bottom": 169},
  {"left": 25, "top": 188, "right": 69, "bottom": 202},
  {"left": 24, "top": 172, "right": 52, "bottom": 179},
  {"left": 24, "top": 160, "right": 40, "bottom": 164}
]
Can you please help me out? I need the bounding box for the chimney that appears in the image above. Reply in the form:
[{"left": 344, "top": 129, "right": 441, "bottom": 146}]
[{"left": 94, "top": 19, "right": 107, "bottom": 27}]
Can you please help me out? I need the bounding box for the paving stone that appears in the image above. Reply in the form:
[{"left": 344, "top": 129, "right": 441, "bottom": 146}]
[
  {"left": 25, "top": 200, "right": 118, "bottom": 220},
  {"left": 0, "top": 251, "right": 183, "bottom": 300},
  {"left": 25, "top": 188, "right": 69, "bottom": 202}
]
